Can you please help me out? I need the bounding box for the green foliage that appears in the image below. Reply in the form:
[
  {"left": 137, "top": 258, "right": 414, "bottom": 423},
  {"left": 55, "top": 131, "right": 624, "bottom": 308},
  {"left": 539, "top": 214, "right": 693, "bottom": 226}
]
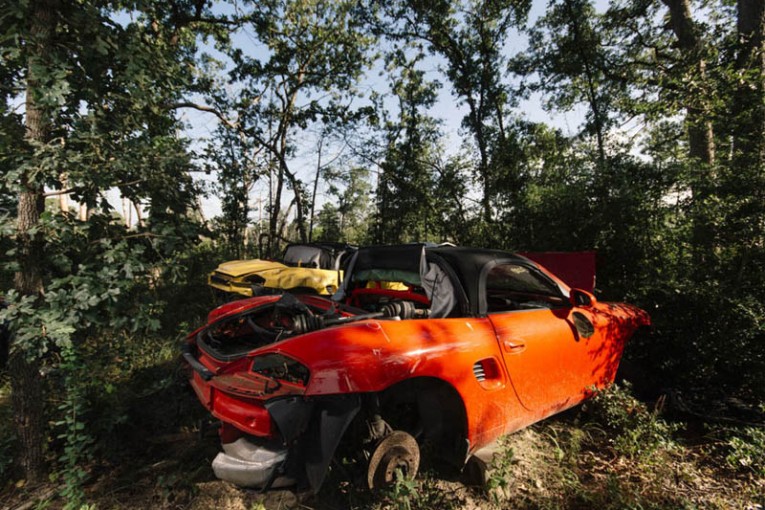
[
  {"left": 372, "top": 47, "right": 468, "bottom": 243},
  {"left": 583, "top": 384, "right": 679, "bottom": 459},
  {"left": 205, "top": 0, "right": 376, "bottom": 245},
  {"left": 379, "top": 471, "right": 417, "bottom": 510},
  {"left": 0, "top": 213, "right": 185, "bottom": 358},
  {"left": 725, "top": 427, "right": 765, "bottom": 476},
  {"left": 0, "top": 0, "right": 762, "bottom": 503},
  {"left": 375, "top": 471, "right": 461, "bottom": 510},
  {"left": 485, "top": 441, "right": 514, "bottom": 504},
  {"left": 54, "top": 345, "right": 94, "bottom": 509},
  {"left": 0, "top": 208, "right": 209, "bottom": 504},
  {"left": 317, "top": 166, "right": 373, "bottom": 244},
  {"left": 380, "top": 0, "right": 532, "bottom": 231}
]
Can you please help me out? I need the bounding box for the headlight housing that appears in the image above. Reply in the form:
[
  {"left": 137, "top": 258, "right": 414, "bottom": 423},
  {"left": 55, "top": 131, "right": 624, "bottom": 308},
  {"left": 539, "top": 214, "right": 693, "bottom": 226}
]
[
  {"left": 251, "top": 353, "right": 309, "bottom": 386},
  {"left": 244, "top": 274, "right": 266, "bottom": 284}
]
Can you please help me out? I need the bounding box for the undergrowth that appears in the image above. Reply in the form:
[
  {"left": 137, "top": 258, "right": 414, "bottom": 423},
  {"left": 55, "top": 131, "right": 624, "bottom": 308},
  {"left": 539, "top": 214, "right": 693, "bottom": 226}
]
[
  {"left": 581, "top": 382, "right": 680, "bottom": 459},
  {"left": 4, "top": 368, "right": 764, "bottom": 509},
  {"left": 373, "top": 471, "right": 463, "bottom": 510},
  {"left": 478, "top": 384, "right": 763, "bottom": 510},
  {"left": 723, "top": 425, "right": 765, "bottom": 476}
]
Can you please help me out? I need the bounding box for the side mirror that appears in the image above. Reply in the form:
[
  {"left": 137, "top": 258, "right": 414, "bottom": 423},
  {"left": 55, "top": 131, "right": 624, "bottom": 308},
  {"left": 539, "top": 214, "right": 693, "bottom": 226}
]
[{"left": 570, "top": 288, "right": 596, "bottom": 307}]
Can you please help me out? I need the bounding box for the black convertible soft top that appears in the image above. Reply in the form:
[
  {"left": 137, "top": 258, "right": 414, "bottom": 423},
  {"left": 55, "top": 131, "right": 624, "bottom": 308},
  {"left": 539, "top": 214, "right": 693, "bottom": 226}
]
[
  {"left": 428, "top": 246, "right": 534, "bottom": 313},
  {"left": 334, "top": 244, "right": 558, "bottom": 317}
]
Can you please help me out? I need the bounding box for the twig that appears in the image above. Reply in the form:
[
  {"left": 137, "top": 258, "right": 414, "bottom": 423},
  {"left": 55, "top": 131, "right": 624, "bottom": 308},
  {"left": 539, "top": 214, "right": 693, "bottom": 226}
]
[
  {"left": 44, "top": 179, "right": 146, "bottom": 197},
  {"left": 8, "top": 486, "right": 59, "bottom": 510}
]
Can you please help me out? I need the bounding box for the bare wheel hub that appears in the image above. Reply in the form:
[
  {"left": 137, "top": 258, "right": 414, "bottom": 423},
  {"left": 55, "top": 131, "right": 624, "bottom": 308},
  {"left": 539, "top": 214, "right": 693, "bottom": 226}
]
[{"left": 366, "top": 430, "right": 420, "bottom": 489}]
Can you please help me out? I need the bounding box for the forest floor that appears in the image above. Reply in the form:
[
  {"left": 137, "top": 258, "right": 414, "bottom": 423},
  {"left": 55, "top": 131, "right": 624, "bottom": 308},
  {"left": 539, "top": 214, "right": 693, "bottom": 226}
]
[{"left": 1, "top": 343, "right": 764, "bottom": 510}]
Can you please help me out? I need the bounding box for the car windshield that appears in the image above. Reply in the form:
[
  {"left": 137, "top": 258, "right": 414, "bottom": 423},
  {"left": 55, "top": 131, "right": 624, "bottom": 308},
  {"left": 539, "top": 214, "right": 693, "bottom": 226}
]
[
  {"left": 487, "top": 264, "right": 561, "bottom": 296},
  {"left": 353, "top": 268, "right": 420, "bottom": 287},
  {"left": 282, "top": 245, "right": 331, "bottom": 269}
]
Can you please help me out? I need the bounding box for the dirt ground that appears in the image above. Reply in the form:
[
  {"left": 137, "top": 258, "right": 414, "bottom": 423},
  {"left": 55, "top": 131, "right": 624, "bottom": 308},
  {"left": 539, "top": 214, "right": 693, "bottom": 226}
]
[
  {"left": 2, "top": 379, "right": 763, "bottom": 510},
  {"left": 7, "top": 424, "right": 760, "bottom": 510}
]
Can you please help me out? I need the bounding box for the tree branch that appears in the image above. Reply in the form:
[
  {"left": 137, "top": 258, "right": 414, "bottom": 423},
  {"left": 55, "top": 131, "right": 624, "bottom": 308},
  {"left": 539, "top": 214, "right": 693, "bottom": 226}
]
[
  {"left": 168, "top": 102, "right": 240, "bottom": 131},
  {"left": 44, "top": 179, "right": 146, "bottom": 197}
]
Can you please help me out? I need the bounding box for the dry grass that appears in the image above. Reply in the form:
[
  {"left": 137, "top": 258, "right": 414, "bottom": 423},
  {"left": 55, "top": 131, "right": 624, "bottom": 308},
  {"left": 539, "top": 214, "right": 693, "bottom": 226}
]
[{"left": 1, "top": 377, "right": 763, "bottom": 510}]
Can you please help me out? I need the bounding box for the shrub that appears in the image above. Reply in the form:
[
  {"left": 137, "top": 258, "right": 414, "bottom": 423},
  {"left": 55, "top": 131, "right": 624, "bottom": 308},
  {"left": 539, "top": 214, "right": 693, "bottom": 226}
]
[
  {"left": 582, "top": 383, "right": 679, "bottom": 458},
  {"left": 725, "top": 426, "right": 765, "bottom": 476}
]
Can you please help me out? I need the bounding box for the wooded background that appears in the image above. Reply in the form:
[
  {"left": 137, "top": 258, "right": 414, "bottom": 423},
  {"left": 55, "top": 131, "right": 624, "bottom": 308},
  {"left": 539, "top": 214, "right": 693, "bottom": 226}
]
[{"left": 1, "top": 0, "right": 763, "bottom": 506}]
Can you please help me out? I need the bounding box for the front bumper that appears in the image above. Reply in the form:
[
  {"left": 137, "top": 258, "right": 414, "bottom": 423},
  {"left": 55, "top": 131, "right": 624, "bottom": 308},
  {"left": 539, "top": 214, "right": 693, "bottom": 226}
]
[
  {"left": 183, "top": 341, "right": 362, "bottom": 492},
  {"left": 212, "top": 437, "right": 295, "bottom": 489},
  {"left": 207, "top": 396, "right": 361, "bottom": 492},
  {"left": 189, "top": 368, "right": 278, "bottom": 438},
  {"left": 208, "top": 275, "right": 253, "bottom": 297}
]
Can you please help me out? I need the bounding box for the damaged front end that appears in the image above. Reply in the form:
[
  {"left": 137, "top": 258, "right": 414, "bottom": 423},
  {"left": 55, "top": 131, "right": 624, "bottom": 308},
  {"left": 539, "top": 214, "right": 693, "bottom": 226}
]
[
  {"left": 183, "top": 293, "right": 371, "bottom": 492},
  {"left": 207, "top": 395, "right": 361, "bottom": 492}
]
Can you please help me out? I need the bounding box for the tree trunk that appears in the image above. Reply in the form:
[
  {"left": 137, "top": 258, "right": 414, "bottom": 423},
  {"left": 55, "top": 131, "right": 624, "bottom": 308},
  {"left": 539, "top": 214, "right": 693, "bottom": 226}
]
[
  {"left": 308, "top": 136, "right": 324, "bottom": 243},
  {"left": 733, "top": 0, "right": 765, "bottom": 278},
  {"left": 134, "top": 201, "right": 144, "bottom": 227},
  {"left": 465, "top": 96, "right": 493, "bottom": 227},
  {"left": 268, "top": 158, "right": 283, "bottom": 256},
  {"left": 12, "top": 0, "right": 58, "bottom": 483},
  {"left": 11, "top": 190, "right": 47, "bottom": 484},
  {"left": 662, "top": 0, "right": 715, "bottom": 168},
  {"left": 662, "top": 0, "right": 716, "bottom": 267},
  {"left": 58, "top": 173, "right": 69, "bottom": 213},
  {"left": 735, "top": 0, "right": 765, "bottom": 169},
  {"left": 122, "top": 197, "right": 131, "bottom": 227},
  {"left": 8, "top": 350, "right": 45, "bottom": 484},
  {"left": 284, "top": 165, "right": 308, "bottom": 243}
]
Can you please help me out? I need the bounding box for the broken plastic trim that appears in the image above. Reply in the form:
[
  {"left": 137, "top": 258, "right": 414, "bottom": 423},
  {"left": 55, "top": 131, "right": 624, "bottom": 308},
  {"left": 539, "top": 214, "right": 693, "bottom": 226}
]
[
  {"left": 266, "top": 394, "right": 361, "bottom": 492},
  {"left": 181, "top": 342, "right": 214, "bottom": 380},
  {"left": 251, "top": 353, "right": 310, "bottom": 387}
]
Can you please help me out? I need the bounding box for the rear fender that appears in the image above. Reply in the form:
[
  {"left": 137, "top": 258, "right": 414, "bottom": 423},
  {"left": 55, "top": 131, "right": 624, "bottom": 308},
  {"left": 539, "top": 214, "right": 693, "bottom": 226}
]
[{"left": 379, "top": 377, "right": 469, "bottom": 467}]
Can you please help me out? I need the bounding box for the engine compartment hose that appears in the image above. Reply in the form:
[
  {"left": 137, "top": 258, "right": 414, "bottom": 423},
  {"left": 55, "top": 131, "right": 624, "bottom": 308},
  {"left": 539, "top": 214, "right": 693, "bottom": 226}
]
[
  {"left": 291, "top": 313, "right": 325, "bottom": 335},
  {"left": 381, "top": 301, "right": 418, "bottom": 320}
]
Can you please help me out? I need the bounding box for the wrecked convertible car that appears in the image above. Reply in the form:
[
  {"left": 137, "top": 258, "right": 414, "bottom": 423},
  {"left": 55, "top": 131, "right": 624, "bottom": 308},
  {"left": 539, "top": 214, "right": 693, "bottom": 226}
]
[
  {"left": 183, "top": 244, "right": 650, "bottom": 491},
  {"left": 207, "top": 242, "right": 354, "bottom": 298}
]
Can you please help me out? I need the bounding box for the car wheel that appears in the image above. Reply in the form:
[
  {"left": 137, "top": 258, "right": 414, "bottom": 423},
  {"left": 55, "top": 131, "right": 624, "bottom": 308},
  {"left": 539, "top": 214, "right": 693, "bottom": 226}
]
[{"left": 366, "top": 430, "right": 420, "bottom": 489}]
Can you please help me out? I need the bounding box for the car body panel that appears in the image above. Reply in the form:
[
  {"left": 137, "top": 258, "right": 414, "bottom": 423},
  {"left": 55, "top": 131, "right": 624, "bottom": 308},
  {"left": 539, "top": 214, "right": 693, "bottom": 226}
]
[{"left": 208, "top": 261, "right": 342, "bottom": 297}]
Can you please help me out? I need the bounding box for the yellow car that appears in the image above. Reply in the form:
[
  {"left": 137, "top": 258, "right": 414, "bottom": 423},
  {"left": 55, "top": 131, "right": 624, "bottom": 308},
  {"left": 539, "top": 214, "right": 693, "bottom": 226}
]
[{"left": 208, "top": 243, "right": 354, "bottom": 298}]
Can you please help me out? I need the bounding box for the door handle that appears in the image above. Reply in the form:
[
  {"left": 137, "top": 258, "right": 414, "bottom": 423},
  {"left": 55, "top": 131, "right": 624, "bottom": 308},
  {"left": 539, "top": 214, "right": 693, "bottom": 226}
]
[{"left": 502, "top": 339, "right": 526, "bottom": 354}]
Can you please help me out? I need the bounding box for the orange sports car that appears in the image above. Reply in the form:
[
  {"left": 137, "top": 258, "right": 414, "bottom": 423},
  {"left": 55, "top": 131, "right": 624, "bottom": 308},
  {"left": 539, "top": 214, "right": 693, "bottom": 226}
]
[{"left": 182, "top": 244, "right": 649, "bottom": 492}]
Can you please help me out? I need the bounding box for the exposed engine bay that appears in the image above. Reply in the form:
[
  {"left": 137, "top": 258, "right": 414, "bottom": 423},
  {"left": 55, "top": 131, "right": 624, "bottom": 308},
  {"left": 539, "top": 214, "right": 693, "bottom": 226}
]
[{"left": 197, "top": 293, "right": 430, "bottom": 360}]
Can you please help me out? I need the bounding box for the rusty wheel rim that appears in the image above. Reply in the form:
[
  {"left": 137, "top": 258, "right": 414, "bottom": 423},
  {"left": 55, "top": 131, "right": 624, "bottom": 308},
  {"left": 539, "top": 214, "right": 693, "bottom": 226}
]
[{"left": 366, "top": 430, "right": 420, "bottom": 489}]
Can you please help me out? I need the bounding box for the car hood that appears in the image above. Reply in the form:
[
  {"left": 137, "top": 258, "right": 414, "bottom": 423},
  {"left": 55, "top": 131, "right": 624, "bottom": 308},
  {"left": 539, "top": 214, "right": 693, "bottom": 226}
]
[{"left": 213, "top": 259, "right": 288, "bottom": 277}]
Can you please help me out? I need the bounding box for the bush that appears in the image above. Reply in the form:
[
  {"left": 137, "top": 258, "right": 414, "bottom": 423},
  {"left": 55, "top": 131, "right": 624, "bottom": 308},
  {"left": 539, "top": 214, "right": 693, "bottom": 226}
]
[
  {"left": 582, "top": 383, "right": 679, "bottom": 458},
  {"left": 725, "top": 426, "right": 765, "bottom": 476}
]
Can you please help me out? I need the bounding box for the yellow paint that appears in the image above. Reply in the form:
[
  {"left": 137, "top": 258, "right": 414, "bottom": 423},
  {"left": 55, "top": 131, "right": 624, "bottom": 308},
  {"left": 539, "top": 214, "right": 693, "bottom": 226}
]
[{"left": 208, "top": 259, "right": 342, "bottom": 296}]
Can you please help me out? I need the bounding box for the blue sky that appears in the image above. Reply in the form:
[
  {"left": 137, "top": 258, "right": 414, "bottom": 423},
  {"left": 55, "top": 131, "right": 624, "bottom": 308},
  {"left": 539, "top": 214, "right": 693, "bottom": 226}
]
[{"left": 177, "top": 0, "right": 592, "bottom": 221}]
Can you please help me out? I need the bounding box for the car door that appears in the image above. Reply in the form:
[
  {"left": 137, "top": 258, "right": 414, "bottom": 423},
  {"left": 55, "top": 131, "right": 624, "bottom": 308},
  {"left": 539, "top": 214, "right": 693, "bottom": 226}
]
[{"left": 484, "top": 262, "right": 595, "bottom": 418}]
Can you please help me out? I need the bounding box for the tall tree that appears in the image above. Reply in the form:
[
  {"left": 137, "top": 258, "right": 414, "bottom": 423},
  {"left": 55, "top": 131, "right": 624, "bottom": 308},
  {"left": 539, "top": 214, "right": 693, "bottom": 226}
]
[
  {"left": 225, "top": 0, "right": 374, "bottom": 247},
  {"left": 661, "top": 0, "right": 716, "bottom": 168},
  {"left": 594, "top": 0, "right": 722, "bottom": 268},
  {"left": 320, "top": 165, "right": 372, "bottom": 243},
  {"left": 373, "top": 48, "right": 444, "bottom": 243},
  {"left": 734, "top": 0, "right": 765, "bottom": 170},
  {"left": 0, "top": 0, "right": 206, "bottom": 482},
  {"left": 9, "top": 0, "right": 58, "bottom": 482},
  {"left": 378, "top": 0, "right": 530, "bottom": 231},
  {"left": 513, "top": 0, "right": 623, "bottom": 170}
]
